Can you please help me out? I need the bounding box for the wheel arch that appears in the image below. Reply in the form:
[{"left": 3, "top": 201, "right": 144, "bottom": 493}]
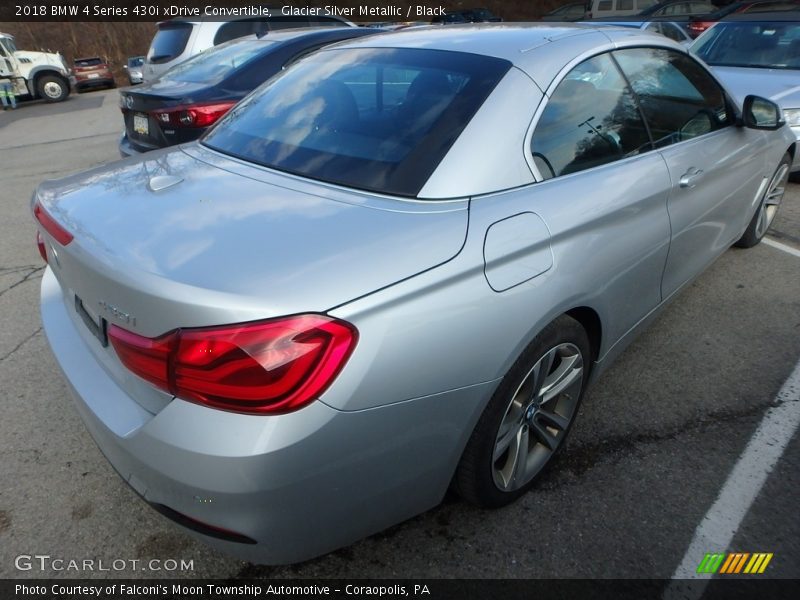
[
  {"left": 565, "top": 306, "right": 602, "bottom": 364},
  {"left": 31, "top": 69, "right": 68, "bottom": 98},
  {"left": 495, "top": 303, "right": 605, "bottom": 385}
]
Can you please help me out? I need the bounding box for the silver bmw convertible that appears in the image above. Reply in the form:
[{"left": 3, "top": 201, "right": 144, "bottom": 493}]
[{"left": 35, "top": 24, "right": 795, "bottom": 563}]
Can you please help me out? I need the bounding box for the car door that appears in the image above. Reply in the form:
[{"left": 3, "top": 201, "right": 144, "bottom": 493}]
[
  {"left": 517, "top": 52, "right": 672, "bottom": 347},
  {"left": 613, "top": 47, "right": 767, "bottom": 298}
]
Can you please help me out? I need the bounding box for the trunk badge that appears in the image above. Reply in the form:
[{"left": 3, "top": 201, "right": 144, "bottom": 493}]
[{"left": 148, "top": 175, "right": 184, "bottom": 192}]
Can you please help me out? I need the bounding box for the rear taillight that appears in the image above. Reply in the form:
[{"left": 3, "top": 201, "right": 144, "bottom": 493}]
[
  {"left": 34, "top": 201, "right": 73, "bottom": 246},
  {"left": 108, "top": 314, "right": 358, "bottom": 415},
  {"left": 74, "top": 64, "right": 107, "bottom": 73},
  {"left": 36, "top": 231, "right": 47, "bottom": 263},
  {"left": 108, "top": 326, "right": 176, "bottom": 391},
  {"left": 151, "top": 101, "right": 237, "bottom": 128},
  {"left": 688, "top": 21, "right": 712, "bottom": 36}
]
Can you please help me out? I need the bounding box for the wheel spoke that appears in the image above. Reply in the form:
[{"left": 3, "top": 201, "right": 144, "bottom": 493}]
[
  {"left": 494, "top": 419, "right": 522, "bottom": 461},
  {"left": 539, "top": 354, "right": 582, "bottom": 404},
  {"left": 536, "top": 409, "right": 570, "bottom": 432},
  {"left": 766, "top": 188, "right": 784, "bottom": 205},
  {"left": 756, "top": 163, "right": 789, "bottom": 237},
  {"left": 530, "top": 419, "right": 558, "bottom": 451},
  {"left": 756, "top": 206, "right": 768, "bottom": 236},
  {"left": 513, "top": 372, "right": 536, "bottom": 408},
  {"left": 529, "top": 348, "right": 557, "bottom": 402},
  {"left": 508, "top": 426, "right": 530, "bottom": 488}
]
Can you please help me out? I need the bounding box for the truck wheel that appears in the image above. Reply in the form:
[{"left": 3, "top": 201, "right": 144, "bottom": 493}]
[{"left": 37, "top": 75, "right": 69, "bottom": 103}]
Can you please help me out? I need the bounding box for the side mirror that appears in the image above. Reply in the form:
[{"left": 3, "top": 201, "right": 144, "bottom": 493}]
[{"left": 742, "top": 95, "right": 785, "bottom": 130}]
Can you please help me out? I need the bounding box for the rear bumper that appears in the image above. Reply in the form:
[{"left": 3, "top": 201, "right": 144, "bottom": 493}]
[
  {"left": 40, "top": 266, "right": 490, "bottom": 563},
  {"left": 75, "top": 78, "right": 114, "bottom": 90},
  {"left": 118, "top": 132, "right": 144, "bottom": 158}
]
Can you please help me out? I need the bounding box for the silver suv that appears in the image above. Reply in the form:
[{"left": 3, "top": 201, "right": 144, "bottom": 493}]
[{"left": 142, "top": 11, "right": 355, "bottom": 82}]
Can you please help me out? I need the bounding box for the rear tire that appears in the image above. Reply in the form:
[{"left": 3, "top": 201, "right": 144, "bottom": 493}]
[
  {"left": 36, "top": 74, "right": 69, "bottom": 103},
  {"left": 454, "top": 315, "right": 591, "bottom": 508},
  {"left": 735, "top": 153, "right": 791, "bottom": 248}
]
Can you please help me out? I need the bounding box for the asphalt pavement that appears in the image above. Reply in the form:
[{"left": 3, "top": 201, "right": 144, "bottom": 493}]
[{"left": 0, "top": 89, "right": 798, "bottom": 582}]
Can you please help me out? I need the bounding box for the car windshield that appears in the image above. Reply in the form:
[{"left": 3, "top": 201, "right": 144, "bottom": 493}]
[
  {"left": 0, "top": 37, "right": 17, "bottom": 54},
  {"left": 161, "top": 40, "right": 270, "bottom": 83},
  {"left": 202, "top": 47, "right": 510, "bottom": 197},
  {"left": 692, "top": 21, "right": 800, "bottom": 69},
  {"left": 128, "top": 57, "right": 144, "bottom": 68}
]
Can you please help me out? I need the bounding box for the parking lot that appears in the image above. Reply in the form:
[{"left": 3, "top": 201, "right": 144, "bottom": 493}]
[{"left": 1, "top": 89, "right": 798, "bottom": 581}]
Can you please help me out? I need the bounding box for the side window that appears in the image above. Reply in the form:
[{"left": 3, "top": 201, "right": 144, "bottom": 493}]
[
  {"left": 213, "top": 21, "right": 256, "bottom": 46},
  {"left": 618, "top": 0, "right": 634, "bottom": 9},
  {"left": 660, "top": 2, "right": 688, "bottom": 15},
  {"left": 645, "top": 22, "right": 663, "bottom": 35},
  {"left": 530, "top": 53, "right": 652, "bottom": 180},
  {"left": 597, "top": 1, "right": 613, "bottom": 12},
  {"left": 690, "top": 2, "right": 713, "bottom": 12},
  {"left": 661, "top": 23, "right": 686, "bottom": 43},
  {"left": 614, "top": 48, "right": 731, "bottom": 148},
  {"left": 636, "top": 0, "right": 658, "bottom": 9}
]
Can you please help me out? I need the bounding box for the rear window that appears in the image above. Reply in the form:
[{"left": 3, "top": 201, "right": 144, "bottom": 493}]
[
  {"left": 202, "top": 48, "right": 510, "bottom": 197},
  {"left": 161, "top": 40, "right": 270, "bottom": 84},
  {"left": 148, "top": 23, "right": 192, "bottom": 64},
  {"left": 75, "top": 58, "right": 103, "bottom": 67},
  {"left": 214, "top": 19, "right": 266, "bottom": 45}
]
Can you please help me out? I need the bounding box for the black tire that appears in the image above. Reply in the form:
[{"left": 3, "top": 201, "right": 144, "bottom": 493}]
[
  {"left": 735, "top": 153, "right": 791, "bottom": 248},
  {"left": 36, "top": 74, "right": 69, "bottom": 103},
  {"left": 454, "top": 315, "right": 591, "bottom": 508}
]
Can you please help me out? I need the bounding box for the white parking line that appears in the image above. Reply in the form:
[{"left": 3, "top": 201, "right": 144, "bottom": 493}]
[
  {"left": 763, "top": 237, "right": 800, "bottom": 259},
  {"left": 664, "top": 359, "right": 800, "bottom": 597}
]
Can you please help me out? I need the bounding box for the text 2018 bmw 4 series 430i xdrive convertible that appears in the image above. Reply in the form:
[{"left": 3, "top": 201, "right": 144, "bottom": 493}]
[{"left": 35, "top": 24, "right": 795, "bottom": 564}]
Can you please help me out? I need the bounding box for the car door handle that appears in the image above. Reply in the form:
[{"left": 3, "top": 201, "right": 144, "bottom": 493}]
[{"left": 679, "top": 168, "right": 704, "bottom": 189}]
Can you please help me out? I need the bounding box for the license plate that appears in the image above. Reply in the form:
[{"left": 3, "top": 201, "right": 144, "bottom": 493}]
[
  {"left": 88, "top": 73, "right": 100, "bottom": 79},
  {"left": 133, "top": 113, "right": 149, "bottom": 136},
  {"left": 75, "top": 295, "right": 108, "bottom": 347}
]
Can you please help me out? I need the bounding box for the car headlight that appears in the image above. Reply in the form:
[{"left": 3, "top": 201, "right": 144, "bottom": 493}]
[{"left": 785, "top": 108, "right": 800, "bottom": 127}]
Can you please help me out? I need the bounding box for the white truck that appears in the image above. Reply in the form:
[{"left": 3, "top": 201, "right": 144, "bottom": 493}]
[{"left": 0, "top": 32, "right": 72, "bottom": 103}]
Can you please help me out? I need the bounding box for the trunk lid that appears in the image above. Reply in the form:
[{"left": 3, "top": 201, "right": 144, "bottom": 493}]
[
  {"left": 120, "top": 82, "right": 228, "bottom": 150},
  {"left": 120, "top": 85, "right": 197, "bottom": 150},
  {"left": 36, "top": 145, "right": 467, "bottom": 412}
]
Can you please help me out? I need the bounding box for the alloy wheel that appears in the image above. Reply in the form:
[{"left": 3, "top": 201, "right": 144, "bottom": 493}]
[
  {"left": 755, "top": 162, "right": 790, "bottom": 239},
  {"left": 492, "top": 342, "right": 584, "bottom": 492}
]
